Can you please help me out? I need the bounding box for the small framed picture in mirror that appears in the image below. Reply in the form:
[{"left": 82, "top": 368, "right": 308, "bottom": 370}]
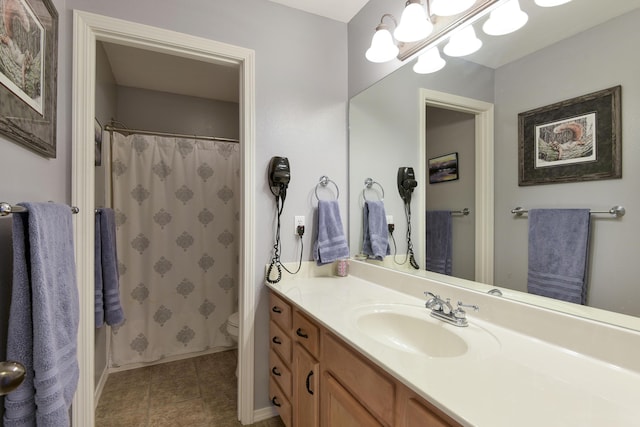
[{"left": 428, "top": 152, "right": 459, "bottom": 184}]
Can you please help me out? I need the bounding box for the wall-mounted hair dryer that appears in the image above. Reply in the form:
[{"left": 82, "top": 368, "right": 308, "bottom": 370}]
[
  {"left": 269, "top": 156, "right": 291, "bottom": 200},
  {"left": 397, "top": 167, "right": 418, "bottom": 203}
]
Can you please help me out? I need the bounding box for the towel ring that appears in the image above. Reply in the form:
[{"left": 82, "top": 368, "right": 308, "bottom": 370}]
[
  {"left": 362, "top": 178, "right": 384, "bottom": 202},
  {"left": 315, "top": 176, "right": 340, "bottom": 201}
]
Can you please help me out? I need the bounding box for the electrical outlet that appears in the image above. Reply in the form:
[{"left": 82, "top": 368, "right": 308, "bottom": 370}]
[
  {"left": 295, "top": 216, "right": 305, "bottom": 235},
  {"left": 386, "top": 215, "right": 394, "bottom": 225}
]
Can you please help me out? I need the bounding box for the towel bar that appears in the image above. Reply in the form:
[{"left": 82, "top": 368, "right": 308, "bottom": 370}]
[
  {"left": 315, "top": 176, "right": 340, "bottom": 201},
  {"left": 0, "top": 202, "right": 80, "bottom": 216},
  {"left": 511, "top": 205, "right": 625, "bottom": 217},
  {"left": 362, "top": 178, "right": 384, "bottom": 201},
  {"left": 452, "top": 208, "right": 470, "bottom": 216}
]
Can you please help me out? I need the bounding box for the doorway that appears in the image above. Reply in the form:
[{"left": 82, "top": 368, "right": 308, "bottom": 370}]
[
  {"left": 418, "top": 88, "right": 494, "bottom": 284},
  {"left": 72, "top": 11, "right": 256, "bottom": 426}
]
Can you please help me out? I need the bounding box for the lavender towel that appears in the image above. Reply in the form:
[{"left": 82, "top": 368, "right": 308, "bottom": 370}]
[
  {"left": 527, "top": 209, "right": 591, "bottom": 304},
  {"left": 362, "top": 201, "right": 390, "bottom": 260},
  {"left": 313, "top": 200, "right": 349, "bottom": 265},
  {"left": 4, "top": 202, "right": 79, "bottom": 427},
  {"left": 426, "top": 210, "right": 453, "bottom": 275},
  {"left": 95, "top": 208, "right": 124, "bottom": 327}
]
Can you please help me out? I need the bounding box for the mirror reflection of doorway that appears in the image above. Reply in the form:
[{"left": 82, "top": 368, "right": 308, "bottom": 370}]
[{"left": 425, "top": 107, "right": 475, "bottom": 280}]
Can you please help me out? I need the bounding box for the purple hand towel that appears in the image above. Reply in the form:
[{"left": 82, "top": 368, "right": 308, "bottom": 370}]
[
  {"left": 313, "top": 200, "right": 349, "bottom": 265},
  {"left": 96, "top": 208, "right": 124, "bottom": 326},
  {"left": 527, "top": 209, "right": 591, "bottom": 304},
  {"left": 362, "top": 201, "right": 390, "bottom": 260},
  {"left": 4, "top": 202, "right": 79, "bottom": 427}
]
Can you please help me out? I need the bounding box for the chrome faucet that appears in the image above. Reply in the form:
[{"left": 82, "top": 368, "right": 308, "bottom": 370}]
[{"left": 424, "top": 292, "right": 478, "bottom": 327}]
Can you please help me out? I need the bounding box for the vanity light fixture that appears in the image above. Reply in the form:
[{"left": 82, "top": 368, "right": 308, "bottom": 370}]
[
  {"left": 430, "top": 0, "right": 475, "bottom": 17},
  {"left": 366, "top": 0, "right": 563, "bottom": 72},
  {"left": 413, "top": 46, "right": 446, "bottom": 74},
  {"left": 443, "top": 25, "right": 482, "bottom": 57},
  {"left": 483, "top": 0, "right": 528, "bottom": 36},
  {"left": 534, "top": 0, "right": 571, "bottom": 7},
  {"left": 394, "top": 0, "right": 434, "bottom": 43},
  {"left": 365, "top": 14, "right": 400, "bottom": 63}
]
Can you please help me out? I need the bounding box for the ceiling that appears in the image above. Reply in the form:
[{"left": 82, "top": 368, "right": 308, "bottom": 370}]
[
  {"left": 101, "top": 42, "right": 240, "bottom": 103},
  {"left": 267, "top": 0, "right": 370, "bottom": 23}
]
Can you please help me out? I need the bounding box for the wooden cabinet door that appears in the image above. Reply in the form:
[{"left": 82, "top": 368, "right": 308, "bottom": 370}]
[
  {"left": 294, "top": 343, "right": 319, "bottom": 427},
  {"left": 322, "top": 374, "right": 384, "bottom": 427},
  {"left": 396, "top": 384, "right": 461, "bottom": 427}
]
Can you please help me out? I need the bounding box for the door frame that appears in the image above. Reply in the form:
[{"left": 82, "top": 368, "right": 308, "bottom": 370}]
[
  {"left": 71, "top": 11, "right": 256, "bottom": 425},
  {"left": 418, "top": 88, "right": 494, "bottom": 284}
]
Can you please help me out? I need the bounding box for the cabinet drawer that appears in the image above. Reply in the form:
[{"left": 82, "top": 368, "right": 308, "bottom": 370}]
[
  {"left": 323, "top": 333, "right": 395, "bottom": 426},
  {"left": 293, "top": 310, "right": 320, "bottom": 358},
  {"left": 270, "top": 292, "right": 292, "bottom": 331},
  {"left": 270, "top": 349, "right": 292, "bottom": 398},
  {"left": 270, "top": 320, "right": 292, "bottom": 363},
  {"left": 269, "top": 380, "right": 292, "bottom": 427}
]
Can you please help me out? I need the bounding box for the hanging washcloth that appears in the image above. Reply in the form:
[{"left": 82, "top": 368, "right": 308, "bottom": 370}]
[
  {"left": 527, "top": 209, "right": 591, "bottom": 304},
  {"left": 4, "top": 203, "right": 79, "bottom": 427},
  {"left": 95, "top": 208, "right": 124, "bottom": 327},
  {"left": 313, "top": 199, "right": 349, "bottom": 265},
  {"left": 426, "top": 210, "right": 453, "bottom": 275},
  {"left": 362, "top": 200, "right": 390, "bottom": 260}
]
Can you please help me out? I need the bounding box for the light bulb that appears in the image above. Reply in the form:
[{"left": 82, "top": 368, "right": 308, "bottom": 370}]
[
  {"left": 443, "top": 25, "right": 482, "bottom": 57},
  {"left": 483, "top": 0, "right": 528, "bottom": 36},
  {"left": 365, "top": 25, "right": 399, "bottom": 63},
  {"left": 431, "top": 0, "right": 475, "bottom": 17},
  {"left": 394, "top": 1, "right": 433, "bottom": 43},
  {"left": 534, "top": 0, "right": 571, "bottom": 7},
  {"left": 413, "top": 47, "right": 446, "bottom": 74}
]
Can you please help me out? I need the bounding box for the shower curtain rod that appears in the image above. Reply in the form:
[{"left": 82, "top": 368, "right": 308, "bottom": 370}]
[{"left": 104, "top": 124, "right": 239, "bottom": 143}]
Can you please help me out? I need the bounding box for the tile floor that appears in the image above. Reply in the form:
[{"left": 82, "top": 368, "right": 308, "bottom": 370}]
[{"left": 96, "top": 350, "right": 285, "bottom": 427}]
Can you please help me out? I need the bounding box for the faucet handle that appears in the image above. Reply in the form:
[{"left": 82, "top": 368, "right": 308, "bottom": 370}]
[{"left": 457, "top": 301, "right": 479, "bottom": 311}]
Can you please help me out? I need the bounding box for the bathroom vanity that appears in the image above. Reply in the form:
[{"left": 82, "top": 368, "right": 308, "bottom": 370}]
[
  {"left": 268, "top": 290, "right": 457, "bottom": 426},
  {"left": 266, "top": 261, "right": 640, "bottom": 426}
]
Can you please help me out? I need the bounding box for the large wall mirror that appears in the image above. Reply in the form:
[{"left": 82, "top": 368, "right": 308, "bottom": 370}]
[{"left": 349, "top": 0, "right": 640, "bottom": 330}]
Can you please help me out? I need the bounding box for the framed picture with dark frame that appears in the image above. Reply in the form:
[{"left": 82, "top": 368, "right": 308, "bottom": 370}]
[
  {"left": 428, "top": 152, "right": 459, "bottom": 184},
  {"left": 518, "top": 86, "right": 621, "bottom": 186},
  {"left": 0, "top": 0, "right": 58, "bottom": 158}
]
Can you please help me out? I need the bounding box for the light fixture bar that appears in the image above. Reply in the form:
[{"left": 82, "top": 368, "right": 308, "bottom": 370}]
[{"left": 397, "top": 0, "right": 508, "bottom": 61}]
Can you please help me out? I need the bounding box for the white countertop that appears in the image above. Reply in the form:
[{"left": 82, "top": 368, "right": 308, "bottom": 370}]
[{"left": 266, "top": 271, "right": 640, "bottom": 426}]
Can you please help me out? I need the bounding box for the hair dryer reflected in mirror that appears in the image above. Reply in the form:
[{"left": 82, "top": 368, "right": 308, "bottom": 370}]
[{"left": 397, "top": 166, "right": 418, "bottom": 203}]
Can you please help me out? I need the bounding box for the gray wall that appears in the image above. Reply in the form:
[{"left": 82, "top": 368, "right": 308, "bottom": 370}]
[
  {"left": 116, "top": 86, "right": 239, "bottom": 139},
  {"left": 493, "top": 10, "right": 640, "bottom": 316},
  {"left": 0, "top": 0, "right": 348, "bottom": 412},
  {"left": 426, "top": 107, "right": 475, "bottom": 280}
]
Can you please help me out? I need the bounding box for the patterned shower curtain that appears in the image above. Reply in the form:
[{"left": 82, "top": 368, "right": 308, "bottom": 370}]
[{"left": 109, "top": 132, "right": 240, "bottom": 367}]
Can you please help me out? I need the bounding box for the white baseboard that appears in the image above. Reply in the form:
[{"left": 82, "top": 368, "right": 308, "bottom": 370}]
[
  {"left": 94, "top": 366, "right": 109, "bottom": 409},
  {"left": 253, "top": 406, "right": 278, "bottom": 422}
]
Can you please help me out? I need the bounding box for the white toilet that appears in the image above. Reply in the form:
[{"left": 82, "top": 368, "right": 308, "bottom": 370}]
[
  {"left": 227, "top": 311, "right": 239, "bottom": 341},
  {"left": 226, "top": 311, "right": 239, "bottom": 375}
]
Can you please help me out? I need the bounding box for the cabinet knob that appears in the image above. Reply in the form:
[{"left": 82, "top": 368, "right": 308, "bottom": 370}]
[
  {"left": 296, "top": 328, "right": 309, "bottom": 339},
  {"left": 272, "top": 306, "right": 282, "bottom": 314},
  {"left": 271, "top": 396, "right": 281, "bottom": 407},
  {"left": 272, "top": 336, "right": 282, "bottom": 345},
  {"left": 272, "top": 366, "right": 282, "bottom": 377}
]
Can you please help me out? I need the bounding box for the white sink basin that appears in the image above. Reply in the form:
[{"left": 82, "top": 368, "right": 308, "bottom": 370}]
[{"left": 351, "top": 303, "right": 500, "bottom": 359}]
